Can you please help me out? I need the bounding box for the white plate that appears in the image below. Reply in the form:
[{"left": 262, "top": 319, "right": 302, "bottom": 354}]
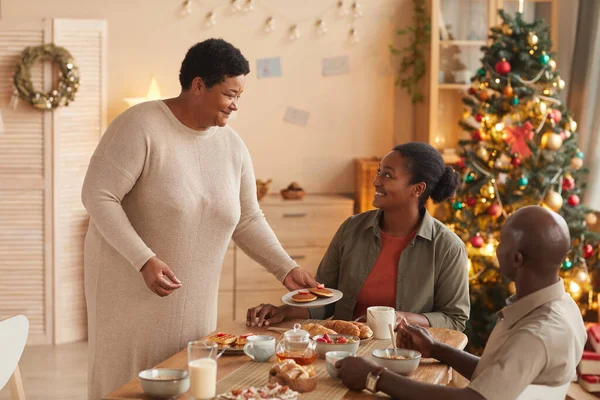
[{"left": 281, "top": 288, "right": 343, "bottom": 308}]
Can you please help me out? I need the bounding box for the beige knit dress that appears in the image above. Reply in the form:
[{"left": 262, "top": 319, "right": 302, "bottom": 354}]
[{"left": 81, "top": 101, "right": 298, "bottom": 399}]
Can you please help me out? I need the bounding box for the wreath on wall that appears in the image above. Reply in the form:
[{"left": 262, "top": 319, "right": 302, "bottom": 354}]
[{"left": 12, "top": 43, "right": 80, "bottom": 110}]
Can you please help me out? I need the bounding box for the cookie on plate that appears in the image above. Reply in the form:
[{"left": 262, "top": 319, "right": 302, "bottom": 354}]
[
  {"left": 308, "top": 284, "right": 333, "bottom": 298},
  {"left": 291, "top": 290, "right": 317, "bottom": 303}
]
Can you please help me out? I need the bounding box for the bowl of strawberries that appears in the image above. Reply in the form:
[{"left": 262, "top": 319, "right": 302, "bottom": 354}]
[{"left": 312, "top": 333, "right": 360, "bottom": 359}]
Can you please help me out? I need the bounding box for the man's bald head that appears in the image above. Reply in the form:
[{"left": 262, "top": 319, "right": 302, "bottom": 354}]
[{"left": 497, "top": 206, "right": 571, "bottom": 280}]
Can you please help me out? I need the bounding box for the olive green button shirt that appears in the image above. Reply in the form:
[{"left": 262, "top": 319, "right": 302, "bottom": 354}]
[{"left": 309, "top": 209, "right": 470, "bottom": 331}]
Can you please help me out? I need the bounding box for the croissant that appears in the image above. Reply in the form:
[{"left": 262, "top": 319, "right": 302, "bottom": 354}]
[
  {"left": 351, "top": 322, "right": 373, "bottom": 339},
  {"left": 302, "top": 323, "right": 337, "bottom": 337},
  {"left": 322, "top": 320, "right": 361, "bottom": 337}
]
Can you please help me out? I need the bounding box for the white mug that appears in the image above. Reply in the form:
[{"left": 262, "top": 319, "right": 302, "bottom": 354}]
[
  {"left": 367, "top": 306, "right": 396, "bottom": 340},
  {"left": 243, "top": 335, "right": 275, "bottom": 362}
]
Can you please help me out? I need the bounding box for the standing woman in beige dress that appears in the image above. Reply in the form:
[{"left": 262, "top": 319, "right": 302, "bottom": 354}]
[{"left": 81, "top": 38, "right": 317, "bottom": 399}]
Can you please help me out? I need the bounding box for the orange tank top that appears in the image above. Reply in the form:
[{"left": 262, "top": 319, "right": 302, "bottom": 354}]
[{"left": 353, "top": 230, "right": 415, "bottom": 320}]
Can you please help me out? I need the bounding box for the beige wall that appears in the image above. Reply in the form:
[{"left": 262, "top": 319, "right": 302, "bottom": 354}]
[{"left": 5, "top": 0, "right": 414, "bottom": 194}]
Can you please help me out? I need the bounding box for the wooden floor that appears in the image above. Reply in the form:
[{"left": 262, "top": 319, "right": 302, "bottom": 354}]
[
  {"left": 0, "top": 340, "right": 596, "bottom": 400},
  {"left": 0, "top": 341, "right": 87, "bottom": 400}
]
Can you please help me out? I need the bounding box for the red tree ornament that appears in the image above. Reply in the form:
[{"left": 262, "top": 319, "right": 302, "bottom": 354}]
[
  {"left": 567, "top": 195, "right": 580, "bottom": 206},
  {"left": 456, "top": 158, "right": 466, "bottom": 169},
  {"left": 471, "top": 235, "right": 485, "bottom": 248},
  {"left": 472, "top": 130, "right": 483, "bottom": 141},
  {"left": 552, "top": 109, "right": 562, "bottom": 123},
  {"left": 487, "top": 203, "right": 503, "bottom": 218},
  {"left": 495, "top": 60, "right": 511, "bottom": 75},
  {"left": 466, "top": 197, "right": 477, "bottom": 207},
  {"left": 584, "top": 244, "right": 594, "bottom": 258},
  {"left": 562, "top": 177, "right": 575, "bottom": 191},
  {"left": 475, "top": 114, "right": 483, "bottom": 123},
  {"left": 511, "top": 156, "right": 521, "bottom": 167}
]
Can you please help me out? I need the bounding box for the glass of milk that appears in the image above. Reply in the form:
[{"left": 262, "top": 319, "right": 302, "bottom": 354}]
[{"left": 187, "top": 340, "right": 220, "bottom": 399}]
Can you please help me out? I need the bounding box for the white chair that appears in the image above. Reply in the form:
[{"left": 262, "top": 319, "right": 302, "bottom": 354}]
[
  {"left": 0, "top": 315, "right": 29, "bottom": 400},
  {"left": 515, "top": 382, "right": 570, "bottom": 400}
]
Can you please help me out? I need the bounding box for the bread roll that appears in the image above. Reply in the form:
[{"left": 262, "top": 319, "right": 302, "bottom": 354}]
[
  {"left": 351, "top": 322, "right": 373, "bottom": 339},
  {"left": 322, "top": 320, "right": 361, "bottom": 337},
  {"left": 302, "top": 323, "right": 337, "bottom": 337}
]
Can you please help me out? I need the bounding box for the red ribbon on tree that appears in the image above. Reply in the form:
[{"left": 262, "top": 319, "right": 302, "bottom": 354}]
[{"left": 505, "top": 121, "right": 534, "bottom": 158}]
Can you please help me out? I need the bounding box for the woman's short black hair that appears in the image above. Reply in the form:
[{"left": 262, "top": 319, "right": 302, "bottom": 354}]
[
  {"left": 179, "top": 38, "right": 250, "bottom": 90},
  {"left": 393, "top": 142, "right": 461, "bottom": 208}
]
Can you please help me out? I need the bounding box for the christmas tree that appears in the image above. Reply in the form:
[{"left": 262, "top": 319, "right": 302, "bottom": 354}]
[{"left": 441, "top": 9, "right": 600, "bottom": 353}]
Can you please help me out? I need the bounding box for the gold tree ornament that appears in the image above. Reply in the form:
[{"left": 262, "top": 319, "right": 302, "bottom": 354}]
[
  {"left": 540, "top": 132, "right": 563, "bottom": 150},
  {"left": 558, "top": 79, "right": 566, "bottom": 90},
  {"left": 502, "top": 24, "right": 513, "bottom": 35},
  {"left": 585, "top": 213, "right": 598, "bottom": 226},
  {"left": 567, "top": 119, "right": 578, "bottom": 132},
  {"left": 527, "top": 32, "right": 539, "bottom": 46},
  {"left": 542, "top": 190, "right": 563, "bottom": 212},
  {"left": 13, "top": 43, "right": 79, "bottom": 110},
  {"left": 480, "top": 182, "right": 495, "bottom": 198},
  {"left": 476, "top": 146, "right": 490, "bottom": 162},
  {"left": 571, "top": 157, "right": 584, "bottom": 171},
  {"left": 548, "top": 59, "right": 557, "bottom": 71}
]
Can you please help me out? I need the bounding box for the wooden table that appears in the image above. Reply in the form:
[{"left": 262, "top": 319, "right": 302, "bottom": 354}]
[{"left": 104, "top": 320, "right": 468, "bottom": 399}]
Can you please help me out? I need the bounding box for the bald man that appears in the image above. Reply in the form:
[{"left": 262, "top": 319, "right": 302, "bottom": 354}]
[{"left": 334, "top": 206, "right": 587, "bottom": 400}]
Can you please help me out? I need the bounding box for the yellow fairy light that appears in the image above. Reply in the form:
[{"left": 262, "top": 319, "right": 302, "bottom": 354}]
[
  {"left": 568, "top": 279, "right": 583, "bottom": 301},
  {"left": 495, "top": 123, "right": 505, "bottom": 131},
  {"left": 495, "top": 78, "right": 500, "bottom": 84},
  {"left": 529, "top": 50, "right": 534, "bottom": 55},
  {"left": 576, "top": 270, "right": 590, "bottom": 284},
  {"left": 543, "top": 89, "right": 551, "bottom": 96}
]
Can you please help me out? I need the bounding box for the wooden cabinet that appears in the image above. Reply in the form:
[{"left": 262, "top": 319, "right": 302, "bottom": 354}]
[
  {"left": 0, "top": 19, "right": 107, "bottom": 345},
  {"left": 214, "top": 194, "right": 354, "bottom": 323}
]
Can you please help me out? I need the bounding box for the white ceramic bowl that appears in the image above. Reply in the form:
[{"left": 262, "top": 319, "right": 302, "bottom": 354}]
[
  {"left": 138, "top": 368, "right": 190, "bottom": 398},
  {"left": 312, "top": 334, "right": 360, "bottom": 359},
  {"left": 372, "top": 348, "right": 421, "bottom": 375},
  {"left": 325, "top": 351, "right": 354, "bottom": 379}
]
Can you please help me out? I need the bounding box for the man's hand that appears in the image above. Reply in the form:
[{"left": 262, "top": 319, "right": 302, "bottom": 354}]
[
  {"left": 140, "top": 256, "right": 182, "bottom": 297},
  {"left": 335, "top": 356, "right": 381, "bottom": 392},
  {"left": 283, "top": 267, "right": 319, "bottom": 291},
  {"left": 246, "top": 303, "right": 285, "bottom": 327},
  {"left": 395, "top": 318, "right": 437, "bottom": 358}
]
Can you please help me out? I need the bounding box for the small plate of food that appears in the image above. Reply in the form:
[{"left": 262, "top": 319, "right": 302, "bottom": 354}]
[
  {"left": 217, "top": 383, "right": 299, "bottom": 400},
  {"left": 206, "top": 332, "right": 256, "bottom": 355},
  {"left": 281, "top": 285, "right": 343, "bottom": 308}
]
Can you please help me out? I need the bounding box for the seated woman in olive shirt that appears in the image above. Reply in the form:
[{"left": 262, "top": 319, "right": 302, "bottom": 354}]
[{"left": 246, "top": 142, "right": 470, "bottom": 331}]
